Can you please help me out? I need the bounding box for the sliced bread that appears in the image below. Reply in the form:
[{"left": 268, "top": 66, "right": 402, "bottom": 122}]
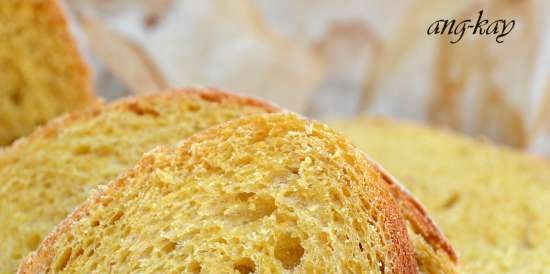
[
  {"left": 331, "top": 118, "right": 550, "bottom": 273},
  {"left": 0, "top": 0, "right": 94, "bottom": 145},
  {"left": 1, "top": 88, "right": 456, "bottom": 273},
  {"left": 0, "top": 88, "right": 278, "bottom": 273},
  {"left": 18, "top": 113, "right": 418, "bottom": 273}
]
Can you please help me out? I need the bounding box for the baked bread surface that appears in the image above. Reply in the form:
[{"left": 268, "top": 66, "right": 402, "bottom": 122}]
[
  {"left": 0, "top": 88, "right": 277, "bottom": 274},
  {"left": 18, "top": 113, "right": 417, "bottom": 274},
  {"left": 0, "top": 0, "right": 95, "bottom": 145}
]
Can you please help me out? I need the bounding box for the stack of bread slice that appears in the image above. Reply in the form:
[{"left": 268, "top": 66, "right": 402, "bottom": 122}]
[
  {"left": 1, "top": 88, "right": 457, "bottom": 273},
  {"left": 332, "top": 118, "right": 550, "bottom": 273},
  {"left": 0, "top": 0, "right": 94, "bottom": 145}
]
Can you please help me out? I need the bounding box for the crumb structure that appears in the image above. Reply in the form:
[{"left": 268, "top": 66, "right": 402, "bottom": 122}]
[
  {"left": 0, "top": 0, "right": 94, "bottom": 145},
  {"left": 18, "top": 113, "right": 418, "bottom": 274},
  {"left": 331, "top": 118, "right": 550, "bottom": 273},
  {"left": 0, "top": 88, "right": 278, "bottom": 274}
]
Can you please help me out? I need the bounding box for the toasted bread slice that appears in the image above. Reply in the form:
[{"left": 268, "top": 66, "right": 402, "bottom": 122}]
[
  {"left": 332, "top": 118, "right": 550, "bottom": 273},
  {"left": 18, "top": 113, "right": 418, "bottom": 273},
  {"left": 0, "top": 0, "right": 95, "bottom": 145},
  {"left": 0, "top": 88, "right": 278, "bottom": 273}
]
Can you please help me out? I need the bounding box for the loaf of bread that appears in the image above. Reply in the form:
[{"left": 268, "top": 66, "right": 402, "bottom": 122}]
[
  {"left": 18, "top": 113, "right": 421, "bottom": 273},
  {"left": 0, "top": 88, "right": 278, "bottom": 273},
  {"left": 0, "top": 0, "right": 94, "bottom": 145},
  {"left": 332, "top": 118, "right": 550, "bottom": 273}
]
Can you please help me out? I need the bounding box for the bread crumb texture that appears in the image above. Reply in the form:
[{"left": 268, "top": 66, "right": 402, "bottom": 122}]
[
  {"left": 19, "top": 113, "right": 417, "bottom": 274},
  {"left": 0, "top": 0, "right": 93, "bottom": 145},
  {"left": 331, "top": 118, "right": 550, "bottom": 274},
  {"left": 0, "top": 89, "right": 275, "bottom": 274}
]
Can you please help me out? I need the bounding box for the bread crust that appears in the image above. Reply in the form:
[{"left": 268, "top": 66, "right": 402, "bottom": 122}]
[
  {"left": 2, "top": 86, "right": 280, "bottom": 155},
  {"left": 17, "top": 113, "right": 418, "bottom": 274},
  {"left": 367, "top": 157, "right": 458, "bottom": 262}
]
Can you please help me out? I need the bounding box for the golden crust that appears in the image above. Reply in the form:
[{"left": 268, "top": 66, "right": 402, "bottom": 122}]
[
  {"left": 3, "top": 86, "right": 280, "bottom": 154},
  {"left": 17, "top": 114, "right": 418, "bottom": 274},
  {"left": 369, "top": 158, "right": 458, "bottom": 262}
]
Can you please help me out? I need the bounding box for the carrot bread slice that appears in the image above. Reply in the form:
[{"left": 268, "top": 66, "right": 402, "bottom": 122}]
[
  {"left": 18, "top": 113, "right": 419, "bottom": 273},
  {"left": 331, "top": 118, "right": 550, "bottom": 273},
  {"left": 0, "top": 0, "right": 94, "bottom": 145},
  {"left": 0, "top": 88, "right": 278, "bottom": 274}
]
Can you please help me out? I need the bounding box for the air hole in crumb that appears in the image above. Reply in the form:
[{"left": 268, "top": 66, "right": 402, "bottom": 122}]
[
  {"left": 237, "top": 192, "right": 255, "bottom": 201},
  {"left": 342, "top": 187, "right": 351, "bottom": 197},
  {"left": 233, "top": 257, "right": 256, "bottom": 274},
  {"left": 188, "top": 260, "right": 202, "bottom": 273},
  {"left": 253, "top": 195, "right": 276, "bottom": 218},
  {"left": 283, "top": 190, "right": 296, "bottom": 197},
  {"left": 332, "top": 209, "right": 344, "bottom": 223},
  {"left": 329, "top": 188, "right": 342, "bottom": 205},
  {"left": 73, "top": 248, "right": 84, "bottom": 261},
  {"left": 161, "top": 240, "right": 177, "bottom": 253},
  {"left": 90, "top": 219, "right": 100, "bottom": 227},
  {"left": 73, "top": 145, "right": 91, "bottom": 155},
  {"left": 358, "top": 242, "right": 364, "bottom": 252},
  {"left": 441, "top": 192, "right": 460, "bottom": 209},
  {"left": 214, "top": 237, "right": 227, "bottom": 244},
  {"left": 119, "top": 250, "right": 130, "bottom": 262},
  {"left": 110, "top": 211, "right": 124, "bottom": 224},
  {"left": 141, "top": 246, "right": 153, "bottom": 258},
  {"left": 274, "top": 233, "right": 304, "bottom": 269},
  {"left": 237, "top": 155, "right": 254, "bottom": 165},
  {"left": 54, "top": 247, "right": 72, "bottom": 271},
  {"left": 276, "top": 213, "right": 297, "bottom": 225},
  {"left": 317, "top": 231, "right": 333, "bottom": 251}
]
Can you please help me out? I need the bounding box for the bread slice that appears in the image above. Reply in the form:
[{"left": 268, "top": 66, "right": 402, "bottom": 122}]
[
  {"left": 0, "top": 87, "right": 456, "bottom": 273},
  {"left": 18, "top": 113, "right": 419, "bottom": 273},
  {"left": 0, "top": 88, "right": 278, "bottom": 274},
  {"left": 0, "top": 0, "right": 94, "bottom": 145},
  {"left": 331, "top": 118, "right": 550, "bottom": 273}
]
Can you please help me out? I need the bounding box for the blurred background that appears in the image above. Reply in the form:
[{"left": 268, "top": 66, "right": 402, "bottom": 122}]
[{"left": 63, "top": 0, "right": 550, "bottom": 156}]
